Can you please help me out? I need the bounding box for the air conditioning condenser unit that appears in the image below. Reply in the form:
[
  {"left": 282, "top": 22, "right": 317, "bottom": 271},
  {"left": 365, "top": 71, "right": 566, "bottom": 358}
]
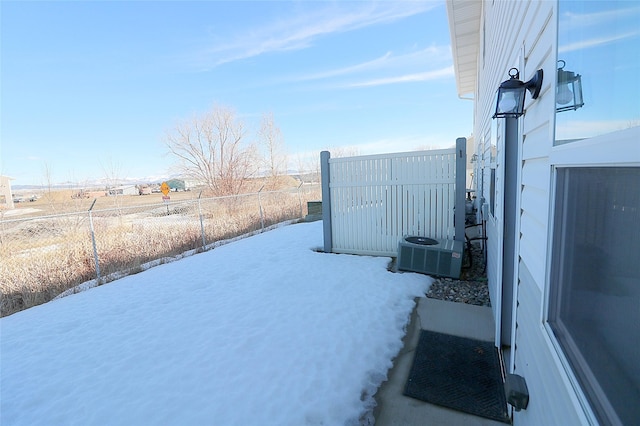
[{"left": 397, "top": 236, "right": 463, "bottom": 279}]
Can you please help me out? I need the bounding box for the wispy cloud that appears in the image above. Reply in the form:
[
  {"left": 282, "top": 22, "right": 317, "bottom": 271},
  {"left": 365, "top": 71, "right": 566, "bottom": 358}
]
[
  {"left": 294, "top": 45, "right": 450, "bottom": 82},
  {"left": 295, "top": 52, "right": 395, "bottom": 81},
  {"left": 347, "top": 66, "right": 454, "bottom": 88},
  {"left": 559, "top": 30, "right": 640, "bottom": 53},
  {"left": 561, "top": 6, "right": 640, "bottom": 30},
  {"left": 558, "top": 5, "right": 640, "bottom": 52},
  {"left": 196, "top": 2, "right": 436, "bottom": 69}
]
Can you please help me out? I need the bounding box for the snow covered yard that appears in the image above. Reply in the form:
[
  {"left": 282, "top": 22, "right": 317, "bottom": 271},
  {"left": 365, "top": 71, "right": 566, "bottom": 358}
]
[{"left": 1, "top": 221, "right": 431, "bottom": 426}]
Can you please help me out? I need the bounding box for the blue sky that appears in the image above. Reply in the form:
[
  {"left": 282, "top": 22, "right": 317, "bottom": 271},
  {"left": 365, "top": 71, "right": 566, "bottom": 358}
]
[
  {"left": 1, "top": 1, "right": 472, "bottom": 186},
  {"left": 556, "top": 1, "right": 640, "bottom": 141}
]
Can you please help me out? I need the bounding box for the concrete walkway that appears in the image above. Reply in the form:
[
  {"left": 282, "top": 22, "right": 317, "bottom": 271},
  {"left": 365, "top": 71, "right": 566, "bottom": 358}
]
[{"left": 373, "top": 297, "right": 511, "bottom": 426}]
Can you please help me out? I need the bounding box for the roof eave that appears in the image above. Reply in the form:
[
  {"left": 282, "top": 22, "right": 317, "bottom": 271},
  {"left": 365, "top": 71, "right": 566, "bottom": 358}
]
[{"left": 446, "top": 0, "right": 482, "bottom": 99}]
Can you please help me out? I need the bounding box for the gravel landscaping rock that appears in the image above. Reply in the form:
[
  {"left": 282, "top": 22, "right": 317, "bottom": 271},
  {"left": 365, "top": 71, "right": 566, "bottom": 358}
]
[{"left": 426, "top": 243, "right": 490, "bottom": 307}]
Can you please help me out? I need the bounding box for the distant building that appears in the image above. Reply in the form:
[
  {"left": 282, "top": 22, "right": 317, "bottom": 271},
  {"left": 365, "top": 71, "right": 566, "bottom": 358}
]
[
  {"left": 166, "top": 179, "right": 185, "bottom": 191},
  {"left": 108, "top": 185, "right": 138, "bottom": 196},
  {"left": 0, "top": 175, "right": 15, "bottom": 210},
  {"left": 137, "top": 185, "right": 152, "bottom": 195},
  {"left": 183, "top": 177, "right": 207, "bottom": 190},
  {"left": 164, "top": 177, "right": 206, "bottom": 191}
]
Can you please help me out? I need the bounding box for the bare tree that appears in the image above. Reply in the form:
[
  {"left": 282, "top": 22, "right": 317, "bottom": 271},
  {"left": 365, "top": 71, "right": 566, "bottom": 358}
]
[
  {"left": 329, "top": 146, "right": 361, "bottom": 158},
  {"left": 165, "top": 105, "right": 258, "bottom": 196},
  {"left": 41, "top": 162, "right": 57, "bottom": 213},
  {"left": 258, "top": 112, "right": 288, "bottom": 189},
  {"left": 100, "top": 157, "right": 128, "bottom": 209},
  {"left": 294, "top": 152, "right": 321, "bottom": 184}
]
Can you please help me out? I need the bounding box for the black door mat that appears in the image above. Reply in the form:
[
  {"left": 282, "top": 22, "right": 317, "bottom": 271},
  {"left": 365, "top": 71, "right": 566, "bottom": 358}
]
[{"left": 403, "top": 330, "right": 510, "bottom": 423}]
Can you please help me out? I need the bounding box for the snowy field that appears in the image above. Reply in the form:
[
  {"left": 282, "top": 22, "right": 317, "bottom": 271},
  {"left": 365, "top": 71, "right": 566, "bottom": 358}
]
[{"left": 1, "top": 221, "right": 431, "bottom": 426}]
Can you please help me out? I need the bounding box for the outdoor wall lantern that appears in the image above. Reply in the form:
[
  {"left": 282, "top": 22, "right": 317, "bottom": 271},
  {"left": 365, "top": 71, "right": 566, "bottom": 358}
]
[
  {"left": 493, "top": 68, "right": 544, "bottom": 119},
  {"left": 556, "top": 60, "right": 584, "bottom": 113}
]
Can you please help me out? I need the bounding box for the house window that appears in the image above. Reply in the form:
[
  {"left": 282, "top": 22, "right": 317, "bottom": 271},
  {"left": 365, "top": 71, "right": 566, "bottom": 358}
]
[
  {"left": 551, "top": 1, "right": 639, "bottom": 420},
  {"left": 548, "top": 167, "right": 640, "bottom": 425}
]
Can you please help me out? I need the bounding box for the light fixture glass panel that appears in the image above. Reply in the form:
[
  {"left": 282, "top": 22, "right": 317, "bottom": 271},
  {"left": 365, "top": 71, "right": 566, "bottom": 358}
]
[
  {"left": 573, "top": 76, "right": 584, "bottom": 107},
  {"left": 556, "top": 82, "right": 574, "bottom": 105},
  {"left": 496, "top": 88, "right": 525, "bottom": 116}
]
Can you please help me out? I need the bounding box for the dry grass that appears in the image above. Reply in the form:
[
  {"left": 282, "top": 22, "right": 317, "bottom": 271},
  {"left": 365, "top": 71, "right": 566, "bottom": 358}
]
[
  {"left": 1, "top": 186, "right": 321, "bottom": 317},
  {"left": 10, "top": 175, "right": 304, "bottom": 218},
  {"left": 10, "top": 189, "right": 203, "bottom": 218}
]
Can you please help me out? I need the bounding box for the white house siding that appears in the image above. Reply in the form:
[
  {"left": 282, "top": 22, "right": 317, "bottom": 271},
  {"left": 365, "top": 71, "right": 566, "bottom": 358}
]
[
  {"left": 450, "top": 0, "right": 640, "bottom": 423},
  {"left": 476, "top": 0, "right": 523, "bottom": 340},
  {"left": 472, "top": 0, "right": 593, "bottom": 424},
  {"left": 512, "top": 261, "right": 591, "bottom": 425}
]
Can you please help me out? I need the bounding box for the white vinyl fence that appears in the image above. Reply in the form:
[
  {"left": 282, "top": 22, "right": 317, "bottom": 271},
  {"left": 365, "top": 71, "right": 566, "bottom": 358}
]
[{"left": 321, "top": 139, "right": 466, "bottom": 256}]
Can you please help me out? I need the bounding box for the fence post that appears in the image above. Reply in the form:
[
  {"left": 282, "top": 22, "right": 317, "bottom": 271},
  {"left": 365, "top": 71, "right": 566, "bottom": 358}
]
[
  {"left": 321, "top": 151, "right": 332, "bottom": 253},
  {"left": 258, "top": 185, "right": 265, "bottom": 231},
  {"left": 455, "top": 137, "right": 467, "bottom": 242},
  {"left": 197, "top": 191, "right": 206, "bottom": 248},
  {"left": 88, "top": 199, "right": 101, "bottom": 283}
]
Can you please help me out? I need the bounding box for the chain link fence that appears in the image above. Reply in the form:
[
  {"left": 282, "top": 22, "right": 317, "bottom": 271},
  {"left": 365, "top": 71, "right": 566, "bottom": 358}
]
[{"left": 1, "top": 186, "right": 321, "bottom": 317}]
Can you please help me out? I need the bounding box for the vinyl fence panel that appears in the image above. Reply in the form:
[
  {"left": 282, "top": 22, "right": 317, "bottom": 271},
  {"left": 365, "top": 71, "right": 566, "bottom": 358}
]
[{"left": 326, "top": 149, "right": 458, "bottom": 256}]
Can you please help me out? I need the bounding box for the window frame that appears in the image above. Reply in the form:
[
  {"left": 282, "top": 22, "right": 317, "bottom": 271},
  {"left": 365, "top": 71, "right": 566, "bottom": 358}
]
[{"left": 544, "top": 126, "right": 640, "bottom": 425}]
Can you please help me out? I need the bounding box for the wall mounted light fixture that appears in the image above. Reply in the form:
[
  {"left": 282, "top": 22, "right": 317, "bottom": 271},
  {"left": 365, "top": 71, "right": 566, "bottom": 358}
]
[
  {"left": 556, "top": 60, "right": 584, "bottom": 113},
  {"left": 493, "top": 68, "right": 544, "bottom": 119}
]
